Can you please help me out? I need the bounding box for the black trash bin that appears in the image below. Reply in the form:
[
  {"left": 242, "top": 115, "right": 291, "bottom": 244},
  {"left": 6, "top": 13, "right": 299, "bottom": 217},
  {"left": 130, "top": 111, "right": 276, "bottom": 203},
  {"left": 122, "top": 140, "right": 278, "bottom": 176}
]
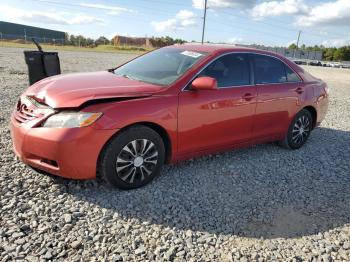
[{"left": 24, "top": 39, "right": 61, "bottom": 85}]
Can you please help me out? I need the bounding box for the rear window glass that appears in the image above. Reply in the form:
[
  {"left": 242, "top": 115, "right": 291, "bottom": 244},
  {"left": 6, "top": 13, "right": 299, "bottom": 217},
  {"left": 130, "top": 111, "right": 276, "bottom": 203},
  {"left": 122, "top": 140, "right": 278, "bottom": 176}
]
[
  {"left": 254, "top": 54, "right": 287, "bottom": 84},
  {"left": 285, "top": 65, "right": 301, "bottom": 82}
]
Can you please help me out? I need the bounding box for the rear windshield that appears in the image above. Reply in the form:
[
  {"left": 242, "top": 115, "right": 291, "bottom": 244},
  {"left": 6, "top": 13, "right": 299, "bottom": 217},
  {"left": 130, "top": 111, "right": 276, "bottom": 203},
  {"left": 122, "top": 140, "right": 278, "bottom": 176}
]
[{"left": 114, "top": 48, "right": 207, "bottom": 86}]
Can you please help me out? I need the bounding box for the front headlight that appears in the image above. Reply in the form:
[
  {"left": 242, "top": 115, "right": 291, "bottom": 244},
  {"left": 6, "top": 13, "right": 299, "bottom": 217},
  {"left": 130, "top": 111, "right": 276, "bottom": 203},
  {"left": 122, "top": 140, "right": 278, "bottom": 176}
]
[{"left": 42, "top": 112, "right": 102, "bottom": 128}]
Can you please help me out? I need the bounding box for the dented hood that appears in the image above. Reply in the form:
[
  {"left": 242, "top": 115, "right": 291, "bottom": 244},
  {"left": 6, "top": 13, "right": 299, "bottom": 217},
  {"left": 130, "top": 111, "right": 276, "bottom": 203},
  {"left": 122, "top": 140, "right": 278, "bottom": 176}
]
[{"left": 24, "top": 71, "right": 163, "bottom": 108}]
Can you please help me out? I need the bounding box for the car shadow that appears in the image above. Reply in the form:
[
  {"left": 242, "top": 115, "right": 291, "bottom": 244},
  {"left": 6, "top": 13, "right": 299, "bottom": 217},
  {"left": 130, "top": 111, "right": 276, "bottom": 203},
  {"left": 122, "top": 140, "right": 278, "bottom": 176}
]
[{"left": 52, "top": 127, "right": 350, "bottom": 239}]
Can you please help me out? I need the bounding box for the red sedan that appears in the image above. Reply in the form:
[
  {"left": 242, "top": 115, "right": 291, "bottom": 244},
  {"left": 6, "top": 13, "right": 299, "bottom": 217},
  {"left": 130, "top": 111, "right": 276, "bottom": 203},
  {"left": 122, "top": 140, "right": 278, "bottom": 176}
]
[{"left": 10, "top": 45, "right": 329, "bottom": 189}]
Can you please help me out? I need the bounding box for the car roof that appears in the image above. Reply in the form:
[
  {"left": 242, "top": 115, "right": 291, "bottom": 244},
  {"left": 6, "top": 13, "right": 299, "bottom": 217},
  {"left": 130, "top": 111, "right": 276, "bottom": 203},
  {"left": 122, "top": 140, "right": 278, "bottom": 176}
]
[
  {"left": 168, "top": 43, "right": 256, "bottom": 52},
  {"left": 167, "top": 44, "right": 284, "bottom": 58}
]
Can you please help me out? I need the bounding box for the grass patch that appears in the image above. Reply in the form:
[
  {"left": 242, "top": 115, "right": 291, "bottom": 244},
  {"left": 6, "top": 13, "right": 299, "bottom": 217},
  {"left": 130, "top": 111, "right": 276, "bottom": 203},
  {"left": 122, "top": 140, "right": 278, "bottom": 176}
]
[{"left": 0, "top": 41, "right": 152, "bottom": 54}]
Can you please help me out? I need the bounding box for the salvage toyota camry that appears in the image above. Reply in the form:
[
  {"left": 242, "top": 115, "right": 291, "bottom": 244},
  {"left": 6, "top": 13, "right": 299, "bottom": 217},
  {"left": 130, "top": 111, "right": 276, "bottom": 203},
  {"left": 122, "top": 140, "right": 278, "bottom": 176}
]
[{"left": 10, "top": 45, "right": 329, "bottom": 189}]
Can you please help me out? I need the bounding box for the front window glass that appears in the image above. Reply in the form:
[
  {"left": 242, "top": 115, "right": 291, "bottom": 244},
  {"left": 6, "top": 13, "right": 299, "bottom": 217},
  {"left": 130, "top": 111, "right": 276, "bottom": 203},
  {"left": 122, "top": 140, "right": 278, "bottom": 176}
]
[
  {"left": 199, "top": 53, "right": 250, "bottom": 87},
  {"left": 114, "top": 48, "right": 207, "bottom": 86}
]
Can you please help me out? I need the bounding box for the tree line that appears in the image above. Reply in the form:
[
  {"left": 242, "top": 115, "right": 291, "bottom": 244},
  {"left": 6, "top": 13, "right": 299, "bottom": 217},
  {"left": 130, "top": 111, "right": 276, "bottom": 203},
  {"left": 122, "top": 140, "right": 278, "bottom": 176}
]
[
  {"left": 288, "top": 43, "right": 350, "bottom": 61},
  {"left": 149, "top": 36, "right": 186, "bottom": 47},
  {"left": 63, "top": 34, "right": 350, "bottom": 61},
  {"left": 64, "top": 34, "right": 109, "bottom": 47},
  {"left": 64, "top": 33, "right": 186, "bottom": 48}
]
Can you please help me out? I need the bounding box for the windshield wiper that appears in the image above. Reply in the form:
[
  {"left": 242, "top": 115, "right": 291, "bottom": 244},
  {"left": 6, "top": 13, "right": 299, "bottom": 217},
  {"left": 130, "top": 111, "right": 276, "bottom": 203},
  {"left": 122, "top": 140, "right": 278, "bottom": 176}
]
[
  {"left": 121, "top": 74, "right": 143, "bottom": 82},
  {"left": 121, "top": 74, "right": 133, "bottom": 80}
]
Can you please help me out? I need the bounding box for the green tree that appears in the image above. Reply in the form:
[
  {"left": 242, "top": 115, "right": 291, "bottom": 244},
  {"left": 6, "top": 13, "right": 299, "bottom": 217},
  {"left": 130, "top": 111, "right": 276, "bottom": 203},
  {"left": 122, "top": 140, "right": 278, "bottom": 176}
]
[
  {"left": 150, "top": 36, "right": 186, "bottom": 47},
  {"left": 76, "top": 35, "right": 87, "bottom": 46},
  {"left": 323, "top": 48, "right": 336, "bottom": 61},
  {"left": 288, "top": 43, "right": 297, "bottom": 50},
  {"left": 69, "top": 35, "right": 77, "bottom": 45},
  {"left": 86, "top": 38, "right": 95, "bottom": 47},
  {"left": 95, "top": 36, "right": 110, "bottom": 46},
  {"left": 333, "top": 46, "right": 350, "bottom": 61}
]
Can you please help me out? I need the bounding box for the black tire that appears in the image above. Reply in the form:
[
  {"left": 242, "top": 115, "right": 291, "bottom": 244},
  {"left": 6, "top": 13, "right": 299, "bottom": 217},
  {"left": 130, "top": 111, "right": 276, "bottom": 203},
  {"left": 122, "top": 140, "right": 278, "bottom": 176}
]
[
  {"left": 99, "top": 125, "right": 165, "bottom": 190},
  {"left": 279, "top": 109, "right": 313, "bottom": 149}
]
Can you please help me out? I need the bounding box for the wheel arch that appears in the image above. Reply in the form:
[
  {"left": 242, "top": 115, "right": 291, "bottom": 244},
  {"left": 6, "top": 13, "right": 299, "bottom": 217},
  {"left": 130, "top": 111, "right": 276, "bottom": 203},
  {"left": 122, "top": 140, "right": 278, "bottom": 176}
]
[
  {"left": 97, "top": 121, "right": 173, "bottom": 171},
  {"left": 302, "top": 105, "right": 317, "bottom": 129},
  {"left": 134, "top": 122, "right": 172, "bottom": 164}
]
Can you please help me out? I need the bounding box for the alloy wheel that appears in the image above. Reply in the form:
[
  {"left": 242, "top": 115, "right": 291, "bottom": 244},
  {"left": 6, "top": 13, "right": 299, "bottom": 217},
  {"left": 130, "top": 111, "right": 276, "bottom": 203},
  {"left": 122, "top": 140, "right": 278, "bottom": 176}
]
[
  {"left": 292, "top": 115, "right": 311, "bottom": 145},
  {"left": 116, "top": 139, "right": 158, "bottom": 184}
]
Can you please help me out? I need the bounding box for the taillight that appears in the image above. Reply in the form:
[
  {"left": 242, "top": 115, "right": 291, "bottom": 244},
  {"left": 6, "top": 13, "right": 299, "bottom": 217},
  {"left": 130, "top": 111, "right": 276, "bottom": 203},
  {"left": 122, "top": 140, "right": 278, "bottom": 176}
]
[{"left": 324, "top": 84, "right": 330, "bottom": 95}]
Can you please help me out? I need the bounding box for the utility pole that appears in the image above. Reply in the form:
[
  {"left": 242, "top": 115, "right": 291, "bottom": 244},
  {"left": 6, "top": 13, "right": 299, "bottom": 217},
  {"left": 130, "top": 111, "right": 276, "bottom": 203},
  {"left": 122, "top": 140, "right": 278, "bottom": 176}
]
[
  {"left": 293, "top": 30, "right": 301, "bottom": 59},
  {"left": 201, "top": 0, "right": 208, "bottom": 44},
  {"left": 24, "top": 29, "right": 27, "bottom": 42}
]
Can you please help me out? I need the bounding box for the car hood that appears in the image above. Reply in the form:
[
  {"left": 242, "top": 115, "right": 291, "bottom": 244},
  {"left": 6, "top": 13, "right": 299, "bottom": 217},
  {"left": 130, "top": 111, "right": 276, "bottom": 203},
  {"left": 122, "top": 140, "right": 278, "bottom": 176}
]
[{"left": 24, "top": 71, "right": 163, "bottom": 108}]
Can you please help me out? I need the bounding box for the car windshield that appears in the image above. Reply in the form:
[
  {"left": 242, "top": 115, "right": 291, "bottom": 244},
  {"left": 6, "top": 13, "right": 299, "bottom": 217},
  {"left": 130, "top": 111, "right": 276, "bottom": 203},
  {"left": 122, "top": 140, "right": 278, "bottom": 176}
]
[{"left": 114, "top": 48, "right": 207, "bottom": 86}]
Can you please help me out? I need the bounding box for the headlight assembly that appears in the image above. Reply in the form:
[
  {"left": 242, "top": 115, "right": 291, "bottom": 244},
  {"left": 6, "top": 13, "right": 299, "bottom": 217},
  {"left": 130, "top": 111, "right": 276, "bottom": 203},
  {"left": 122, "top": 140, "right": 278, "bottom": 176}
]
[{"left": 42, "top": 111, "right": 102, "bottom": 128}]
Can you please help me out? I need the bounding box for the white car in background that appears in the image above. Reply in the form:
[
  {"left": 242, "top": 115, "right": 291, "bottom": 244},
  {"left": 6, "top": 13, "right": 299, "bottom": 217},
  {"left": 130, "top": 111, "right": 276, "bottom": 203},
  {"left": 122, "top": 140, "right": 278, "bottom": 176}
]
[
  {"left": 329, "top": 62, "right": 341, "bottom": 68},
  {"left": 339, "top": 61, "right": 350, "bottom": 69}
]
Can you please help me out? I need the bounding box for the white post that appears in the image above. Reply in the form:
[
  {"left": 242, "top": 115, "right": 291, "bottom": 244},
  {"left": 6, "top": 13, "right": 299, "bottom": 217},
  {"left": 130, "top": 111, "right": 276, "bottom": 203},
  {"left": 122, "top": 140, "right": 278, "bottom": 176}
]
[
  {"left": 201, "top": 0, "right": 208, "bottom": 44},
  {"left": 293, "top": 30, "right": 301, "bottom": 59}
]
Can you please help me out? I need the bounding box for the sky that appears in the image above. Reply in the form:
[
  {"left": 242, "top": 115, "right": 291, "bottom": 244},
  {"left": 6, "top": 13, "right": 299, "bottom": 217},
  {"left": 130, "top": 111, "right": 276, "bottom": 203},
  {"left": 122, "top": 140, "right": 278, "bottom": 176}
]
[{"left": 0, "top": 0, "right": 349, "bottom": 47}]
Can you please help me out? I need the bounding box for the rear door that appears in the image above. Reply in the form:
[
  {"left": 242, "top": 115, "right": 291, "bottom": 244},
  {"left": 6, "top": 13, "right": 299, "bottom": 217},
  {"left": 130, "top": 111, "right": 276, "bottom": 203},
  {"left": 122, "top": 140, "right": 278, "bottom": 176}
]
[
  {"left": 252, "top": 54, "right": 304, "bottom": 139},
  {"left": 177, "top": 53, "right": 257, "bottom": 155}
]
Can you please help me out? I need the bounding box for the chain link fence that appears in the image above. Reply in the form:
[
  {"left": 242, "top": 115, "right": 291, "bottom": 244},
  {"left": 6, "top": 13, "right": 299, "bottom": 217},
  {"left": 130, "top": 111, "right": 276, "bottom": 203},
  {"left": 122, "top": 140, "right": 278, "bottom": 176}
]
[
  {"left": 0, "top": 32, "right": 65, "bottom": 45},
  {"left": 244, "top": 45, "right": 323, "bottom": 61},
  {"left": 0, "top": 32, "right": 324, "bottom": 61}
]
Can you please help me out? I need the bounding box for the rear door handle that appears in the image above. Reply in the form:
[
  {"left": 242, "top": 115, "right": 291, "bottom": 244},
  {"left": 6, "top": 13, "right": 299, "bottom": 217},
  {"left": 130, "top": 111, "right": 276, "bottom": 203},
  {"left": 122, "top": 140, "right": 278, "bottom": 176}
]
[
  {"left": 294, "top": 87, "right": 304, "bottom": 94},
  {"left": 242, "top": 93, "right": 255, "bottom": 101}
]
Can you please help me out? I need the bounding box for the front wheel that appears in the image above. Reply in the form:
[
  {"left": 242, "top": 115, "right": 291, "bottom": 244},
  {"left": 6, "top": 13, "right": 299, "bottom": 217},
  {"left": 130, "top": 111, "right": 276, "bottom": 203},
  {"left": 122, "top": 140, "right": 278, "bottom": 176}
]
[
  {"left": 279, "top": 109, "right": 313, "bottom": 149},
  {"left": 99, "top": 125, "right": 165, "bottom": 189}
]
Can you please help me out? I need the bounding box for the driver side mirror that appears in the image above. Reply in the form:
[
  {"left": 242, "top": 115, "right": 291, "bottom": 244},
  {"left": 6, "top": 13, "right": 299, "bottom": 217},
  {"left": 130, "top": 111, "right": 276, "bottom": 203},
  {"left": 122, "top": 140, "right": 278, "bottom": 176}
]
[{"left": 191, "top": 76, "right": 218, "bottom": 91}]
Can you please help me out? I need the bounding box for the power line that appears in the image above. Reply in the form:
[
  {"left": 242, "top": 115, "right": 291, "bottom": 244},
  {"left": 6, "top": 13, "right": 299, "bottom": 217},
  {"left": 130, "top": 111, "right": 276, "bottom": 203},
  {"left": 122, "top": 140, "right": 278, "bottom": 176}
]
[
  {"left": 220, "top": 10, "right": 297, "bottom": 33},
  {"left": 205, "top": 25, "right": 291, "bottom": 43},
  {"left": 200, "top": 4, "right": 293, "bottom": 43},
  {"left": 206, "top": 19, "right": 294, "bottom": 40},
  {"left": 220, "top": 9, "right": 349, "bottom": 40},
  {"left": 32, "top": 0, "right": 284, "bottom": 41},
  {"left": 31, "top": 0, "right": 181, "bottom": 17},
  {"left": 25, "top": 0, "right": 302, "bottom": 43},
  {"left": 26, "top": 0, "right": 350, "bottom": 44},
  {"left": 132, "top": 0, "right": 189, "bottom": 8}
]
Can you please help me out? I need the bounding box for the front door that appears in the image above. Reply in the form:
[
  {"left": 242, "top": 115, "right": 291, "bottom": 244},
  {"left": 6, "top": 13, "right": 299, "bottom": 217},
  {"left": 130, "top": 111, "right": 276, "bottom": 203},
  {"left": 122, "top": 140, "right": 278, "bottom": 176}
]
[{"left": 178, "top": 53, "right": 257, "bottom": 155}]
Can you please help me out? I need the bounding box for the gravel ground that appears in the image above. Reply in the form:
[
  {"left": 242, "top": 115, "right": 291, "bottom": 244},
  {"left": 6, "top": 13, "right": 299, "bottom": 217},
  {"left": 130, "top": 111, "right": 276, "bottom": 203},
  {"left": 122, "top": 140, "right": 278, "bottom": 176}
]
[{"left": 1, "top": 47, "right": 350, "bottom": 261}]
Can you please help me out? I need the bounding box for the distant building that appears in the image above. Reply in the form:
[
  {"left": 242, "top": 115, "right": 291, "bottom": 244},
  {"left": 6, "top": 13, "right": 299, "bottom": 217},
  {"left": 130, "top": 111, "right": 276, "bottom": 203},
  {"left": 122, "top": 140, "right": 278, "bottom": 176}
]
[
  {"left": 0, "top": 21, "right": 66, "bottom": 44},
  {"left": 112, "top": 35, "right": 152, "bottom": 48}
]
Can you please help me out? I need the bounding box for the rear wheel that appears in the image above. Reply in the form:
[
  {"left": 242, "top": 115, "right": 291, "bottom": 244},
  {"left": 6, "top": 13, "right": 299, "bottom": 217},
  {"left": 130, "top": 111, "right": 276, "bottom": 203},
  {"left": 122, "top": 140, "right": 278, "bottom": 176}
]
[
  {"left": 279, "top": 109, "right": 313, "bottom": 149},
  {"left": 99, "top": 125, "right": 165, "bottom": 189}
]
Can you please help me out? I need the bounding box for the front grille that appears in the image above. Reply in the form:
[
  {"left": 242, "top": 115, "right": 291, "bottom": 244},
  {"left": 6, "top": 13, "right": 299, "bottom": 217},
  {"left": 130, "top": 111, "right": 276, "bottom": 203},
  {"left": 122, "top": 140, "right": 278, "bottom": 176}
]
[
  {"left": 26, "top": 96, "right": 49, "bottom": 109},
  {"left": 14, "top": 107, "right": 36, "bottom": 123},
  {"left": 14, "top": 97, "right": 43, "bottom": 124}
]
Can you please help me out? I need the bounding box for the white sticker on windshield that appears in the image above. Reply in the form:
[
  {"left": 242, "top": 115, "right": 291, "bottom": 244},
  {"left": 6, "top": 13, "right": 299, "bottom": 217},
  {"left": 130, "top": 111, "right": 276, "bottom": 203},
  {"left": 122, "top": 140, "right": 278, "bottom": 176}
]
[{"left": 181, "top": 50, "right": 203, "bottom": 58}]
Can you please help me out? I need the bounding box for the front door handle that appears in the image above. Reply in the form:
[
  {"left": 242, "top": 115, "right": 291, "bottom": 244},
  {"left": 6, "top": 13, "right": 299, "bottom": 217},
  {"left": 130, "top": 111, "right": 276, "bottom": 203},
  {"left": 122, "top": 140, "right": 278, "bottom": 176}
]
[
  {"left": 242, "top": 93, "right": 255, "bottom": 101},
  {"left": 294, "top": 87, "right": 304, "bottom": 94}
]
